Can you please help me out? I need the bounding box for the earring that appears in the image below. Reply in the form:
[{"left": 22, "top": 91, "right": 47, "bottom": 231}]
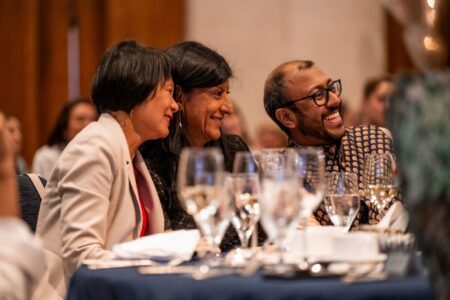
[
  {"left": 178, "top": 103, "right": 183, "bottom": 129},
  {"left": 129, "top": 109, "right": 134, "bottom": 119}
]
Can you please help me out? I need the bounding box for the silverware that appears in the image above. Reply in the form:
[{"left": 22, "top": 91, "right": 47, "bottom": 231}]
[
  {"left": 84, "top": 256, "right": 187, "bottom": 270},
  {"left": 83, "top": 259, "right": 155, "bottom": 270},
  {"left": 139, "top": 265, "right": 196, "bottom": 275},
  {"left": 342, "top": 262, "right": 388, "bottom": 283}
]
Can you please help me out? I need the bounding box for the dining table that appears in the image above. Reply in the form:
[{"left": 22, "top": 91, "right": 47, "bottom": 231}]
[{"left": 67, "top": 255, "right": 434, "bottom": 300}]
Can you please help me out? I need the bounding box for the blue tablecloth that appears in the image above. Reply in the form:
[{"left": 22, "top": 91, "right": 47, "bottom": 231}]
[{"left": 68, "top": 264, "right": 434, "bottom": 300}]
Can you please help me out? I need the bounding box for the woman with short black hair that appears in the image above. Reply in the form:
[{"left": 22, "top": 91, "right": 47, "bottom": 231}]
[{"left": 35, "top": 40, "right": 178, "bottom": 300}]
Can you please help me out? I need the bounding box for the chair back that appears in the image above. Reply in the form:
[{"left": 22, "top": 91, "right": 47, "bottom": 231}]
[{"left": 18, "top": 174, "right": 46, "bottom": 232}]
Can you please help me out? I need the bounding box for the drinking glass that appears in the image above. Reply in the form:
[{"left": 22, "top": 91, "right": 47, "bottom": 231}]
[
  {"left": 259, "top": 149, "right": 300, "bottom": 270},
  {"left": 177, "top": 148, "right": 231, "bottom": 266},
  {"left": 324, "top": 172, "right": 360, "bottom": 231},
  {"left": 233, "top": 151, "right": 258, "bottom": 174},
  {"left": 228, "top": 173, "right": 261, "bottom": 249},
  {"left": 292, "top": 147, "right": 326, "bottom": 265},
  {"left": 363, "top": 152, "right": 398, "bottom": 217}
]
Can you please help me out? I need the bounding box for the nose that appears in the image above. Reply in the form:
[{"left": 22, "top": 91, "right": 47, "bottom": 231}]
[
  {"left": 220, "top": 95, "right": 233, "bottom": 115},
  {"left": 326, "top": 91, "right": 341, "bottom": 109},
  {"left": 170, "top": 97, "right": 179, "bottom": 112}
]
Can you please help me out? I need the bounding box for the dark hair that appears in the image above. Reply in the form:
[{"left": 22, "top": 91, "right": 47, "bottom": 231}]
[
  {"left": 46, "top": 99, "right": 95, "bottom": 146},
  {"left": 141, "top": 41, "right": 233, "bottom": 217},
  {"left": 162, "top": 41, "right": 233, "bottom": 153},
  {"left": 166, "top": 41, "right": 232, "bottom": 91},
  {"left": 363, "top": 75, "right": 392, "bottom": 100},
  {"left": 91, "top": 40, "right": 173, "bottom": 113},
  {"left": 263, "top": 60, "right": 314, "bottom": 134},
  {"left": 4, "top": 113, "right": 18, "bottom": 122}
]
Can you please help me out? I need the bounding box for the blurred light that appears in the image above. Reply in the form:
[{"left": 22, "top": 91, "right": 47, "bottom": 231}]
[
  {"left": 423, "top": 36, "right": 439, "bottom": 51},
  {"left": 425, "top": 9, "right": 436, "bottom": 26},
  {"left": 426, "top": 0, "right": 436, "bottom": 9}
]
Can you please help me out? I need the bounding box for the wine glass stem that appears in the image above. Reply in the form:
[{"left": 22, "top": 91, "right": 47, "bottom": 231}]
[
  {"left": 301, "top": 219, "right": 308, "bottom": 264},
  {"left": 241, "top": 233, "right": 250, "bottom": 248}
]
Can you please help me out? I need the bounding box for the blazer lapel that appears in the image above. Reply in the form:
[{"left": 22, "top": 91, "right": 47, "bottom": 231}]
[{"left": 133, "top": 152, "right": 165, "bottom": 234}]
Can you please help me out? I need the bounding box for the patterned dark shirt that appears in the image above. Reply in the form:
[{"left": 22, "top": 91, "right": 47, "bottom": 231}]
[{"left": 289, "top": 125, "right": 401, "bottom": 226}]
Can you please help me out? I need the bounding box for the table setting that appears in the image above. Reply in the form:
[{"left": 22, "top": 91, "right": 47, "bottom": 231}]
[{"left": 68, "top": 147, "right": 434, "bottom": 300}]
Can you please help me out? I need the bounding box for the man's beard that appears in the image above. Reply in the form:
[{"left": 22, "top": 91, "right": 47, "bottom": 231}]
[{"left": 295, "top": 109, "right": 344, "bottom": 143}]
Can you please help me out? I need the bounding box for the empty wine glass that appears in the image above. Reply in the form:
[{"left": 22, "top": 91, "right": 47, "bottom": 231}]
[
  {"left": 363, "top": 152, "right": 398, "bottom": 217},
  {"left": 233, "top": 151, "right": 258, "bottom": 174},
  {"left": 260, "top": 149, "right": 300, "bottom": 272},
  {"left": 228, "top": 173, "right": 261, "bottom": 250},
  {"left": 324, "top": 172, "right": 360, "bottom": 232},
  {"left": 177, "top": 148, "right": 231, "bottom": 266},
  {"left": 292, "top": 147, "right": 326, "bottom": 265}
]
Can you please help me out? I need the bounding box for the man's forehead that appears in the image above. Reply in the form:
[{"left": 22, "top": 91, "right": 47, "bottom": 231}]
[{"left": 283, "top": 65, "right": 329, "bottom": 92}]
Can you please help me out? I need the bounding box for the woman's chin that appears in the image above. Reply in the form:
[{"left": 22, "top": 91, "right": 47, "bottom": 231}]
[
  {"left": 206, "top": 129, "right": 222, "bottom": 143},
  {"left": 144, "top": 128, "right": 169, "bottom": 141}
]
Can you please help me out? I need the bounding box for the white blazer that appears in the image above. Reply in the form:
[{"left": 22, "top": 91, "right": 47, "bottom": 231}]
[{"left": 34, "top": 113, "right": 164, "bottom": 300}]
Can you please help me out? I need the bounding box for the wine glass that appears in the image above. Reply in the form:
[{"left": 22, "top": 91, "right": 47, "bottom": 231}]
[
  {"left": 292, "top": 147, "right": 326, "bottom": 265},
  {"left": 324, "top": 172, "right": 360, "bottom": 232},
  {"left": 177, "top": 148, "right": 231, "bottom": 266},
  {"left": 228, "top": 173, "right": 261, "bottom": 250},
  {"left": 259, "top": 149, "right": 300, "bottom": 272},
  {"left": 233, "top": 151, "right": 258, "bottom": 174},
  {"left": 363, "top": 152, "right": 398, "bottom": 217}
]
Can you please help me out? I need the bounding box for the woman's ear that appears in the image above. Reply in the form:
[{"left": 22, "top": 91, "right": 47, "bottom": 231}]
[
  {"left": 275, "top": 108, "right": 296, "bottom": 129},
  {"left": 174, "top": 85, "right": 183, "bottom": 104}
]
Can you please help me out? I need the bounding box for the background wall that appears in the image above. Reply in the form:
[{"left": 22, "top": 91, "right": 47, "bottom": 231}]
[
  {"left": 0, "top": 0, "right": 184, "bottom": 164},
  {"left": 186, "top": 0, "right": 387, "bottom": 140}
]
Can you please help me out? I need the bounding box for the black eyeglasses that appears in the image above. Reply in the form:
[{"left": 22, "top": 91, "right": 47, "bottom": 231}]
[{"left": 279, "top": 79, "right": 342, "bottom": 108}]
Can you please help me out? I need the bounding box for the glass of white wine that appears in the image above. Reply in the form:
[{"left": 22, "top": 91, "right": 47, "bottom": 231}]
[
  {"left": 363, "top": 152, "right": 398, "bottom": 217},
  {"left": 177, "top": 148, "right": 231, "bottom": 266},
  {"left": 324, "top": 172, "right": 360, "bottom": 232}
]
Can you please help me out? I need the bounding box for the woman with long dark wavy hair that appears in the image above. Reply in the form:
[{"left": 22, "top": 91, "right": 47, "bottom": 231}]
[{"left": 141, "top": 41, "right": 266, "bottom": 251}]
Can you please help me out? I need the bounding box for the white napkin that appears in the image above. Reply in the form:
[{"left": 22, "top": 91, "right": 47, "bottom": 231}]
[
  {"left": 112, "top": 230, "right": 200, "bottom": 261},
  {"left": 286, "top": 227, "right": 385, "bottom": 263},
  {"left": 377, "top": 201, "right": 409, "bottom": 232}
]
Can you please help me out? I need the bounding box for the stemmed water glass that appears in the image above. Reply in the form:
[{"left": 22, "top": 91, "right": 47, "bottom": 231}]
[
  {"left": 227, "top": 173, "right": 261, "bottom": 250},
  {"left": 259, "top": 149, "right": 300, "bottom": 272},
  {"left": 292, "top": 147, "right": 326, "bottom": 265},
  {"left": 177, "top": 148, "right": 232, "bottom": 267},
  {"left": 324, "top": 172, "right": 360, "bottom": 232},
  {"left": 363, "top": 152, "right": 398, "bottom": 217},
  {"left": 233, "top": 151, "right": 258, "bottom": 174}
]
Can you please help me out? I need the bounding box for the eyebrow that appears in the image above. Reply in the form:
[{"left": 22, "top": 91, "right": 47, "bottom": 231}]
[{"left": 306, "top": 78, "right": 333, "bottom": 94}]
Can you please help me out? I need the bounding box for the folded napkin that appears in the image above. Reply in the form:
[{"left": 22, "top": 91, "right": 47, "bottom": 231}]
[
  {"left": 112, "top": 230, "right": 200, "bottom": 261},
  {"left": 286, "top": 227, "right": 385, "bottom": 263},
  {"left": 376, "top": 201, "right": 409, "bottom": 232}
]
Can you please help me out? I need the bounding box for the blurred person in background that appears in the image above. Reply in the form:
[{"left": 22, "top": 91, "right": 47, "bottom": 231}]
[
  {"left": 0, "top": 111, "right": 45, "bottom": 300},
  {"left": 253, "top": 120, "right": 288, "bottom": 149},
  {"left": 34, "top": 40, "right": 176, "bottom": 300},
  {"left": 141, "top": 41, "right": 266, "bottom": 251},
  {"left": 356, "top": 76, "right": 393, "bottom": 127},
  {"left": 4, "top": 114, "right": 27, "bottom": 174},
  {"left": 221, "top": 101, "right": 252, "bottom": 145},
  {"left": 32, "top": 99, "right": 97, "bottom": 179}
]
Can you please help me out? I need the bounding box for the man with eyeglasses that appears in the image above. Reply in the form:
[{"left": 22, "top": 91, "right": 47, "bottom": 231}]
[{"left": 263, "top": 60, "right": 398, "bottom": 226}]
